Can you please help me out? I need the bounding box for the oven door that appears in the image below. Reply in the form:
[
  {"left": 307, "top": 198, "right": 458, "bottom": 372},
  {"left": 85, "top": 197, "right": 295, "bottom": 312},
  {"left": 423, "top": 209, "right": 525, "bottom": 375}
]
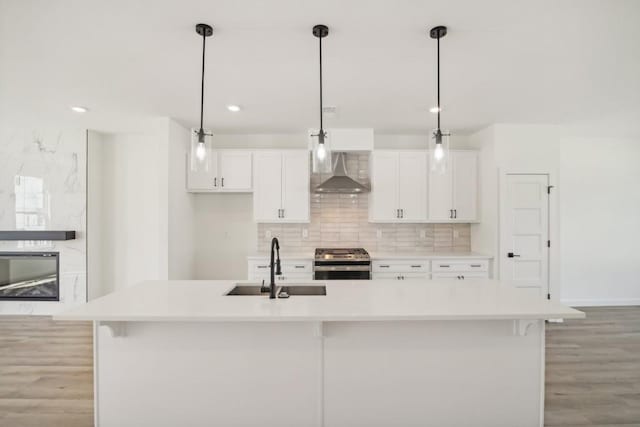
[{"left": 314, "top": 264, "right": 371, "bottom": 280}]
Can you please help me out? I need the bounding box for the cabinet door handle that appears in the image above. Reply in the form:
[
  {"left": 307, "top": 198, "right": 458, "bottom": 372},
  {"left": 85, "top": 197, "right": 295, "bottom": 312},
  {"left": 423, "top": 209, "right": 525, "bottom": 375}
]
[
  {"left": 400, "top": 209, "right": 404, "bottom": 218},
  {"left": 396, "top": 209, "right": 400, "bottom": 218},
  {"left": 277, "top": 209, "right": 282, "bottom": 218},
  {"left": 214, "top": 177, "right": 217, "bottom": 187},
  {"left": 221, "top": 177, "right": 224, "bottom": 187},
  {"left": 449, "top": 209, "right": 453, "bottom": 219},
  {"left": 454, "top": 209, "right": 457, "bottom": 219},
  {"left": 507, "top": 252, "right": 520, "bottom": 258},
  {"left": 281, "top": 209, "right": 285, "bottom": 218}
]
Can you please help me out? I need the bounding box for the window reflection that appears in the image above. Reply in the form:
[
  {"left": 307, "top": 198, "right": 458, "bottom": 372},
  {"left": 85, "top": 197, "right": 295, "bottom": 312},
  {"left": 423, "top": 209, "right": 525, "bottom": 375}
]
[{"left": 14, "top": 175, "right": 48, "bottom": 230}]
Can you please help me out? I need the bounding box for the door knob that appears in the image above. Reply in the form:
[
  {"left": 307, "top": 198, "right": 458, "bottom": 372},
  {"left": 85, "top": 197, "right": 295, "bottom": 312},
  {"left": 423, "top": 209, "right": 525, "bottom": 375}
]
[{"left": 507, "top": 252, "right": 521, "bottom": 258}]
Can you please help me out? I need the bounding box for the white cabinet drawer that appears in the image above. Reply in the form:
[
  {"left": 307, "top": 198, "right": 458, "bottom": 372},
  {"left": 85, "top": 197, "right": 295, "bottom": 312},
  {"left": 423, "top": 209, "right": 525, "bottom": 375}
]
[
  {"left": 432, "top": 272, "right": 489, "bottom": 280},
  {"left": 372, "top": 260, "right": 429, "bottom": 273},
  {"left": 431, "top": 259, "right": 488, "bottom": 273},
  {"left": 281, "top": 261, "right": 312, "bottom": 273}
]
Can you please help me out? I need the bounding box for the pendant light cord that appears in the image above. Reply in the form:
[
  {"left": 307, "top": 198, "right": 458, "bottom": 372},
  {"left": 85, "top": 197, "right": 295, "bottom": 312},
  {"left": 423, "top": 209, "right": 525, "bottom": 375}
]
[
  {"left": 319, "top": 35, "right": 324, "bottom": 134},
  {"left": 436, "top": 34, "right": 441, "bottom": 131},
  {"left": 200, "top": 32, "right": 206, "bottom": 132}
]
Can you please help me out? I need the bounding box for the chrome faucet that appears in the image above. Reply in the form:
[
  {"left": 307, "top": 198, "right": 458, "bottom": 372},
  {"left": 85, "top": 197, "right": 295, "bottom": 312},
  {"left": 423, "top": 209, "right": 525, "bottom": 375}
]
[{"left": 262, "top": 237, "right": 281, "bottom": 299}]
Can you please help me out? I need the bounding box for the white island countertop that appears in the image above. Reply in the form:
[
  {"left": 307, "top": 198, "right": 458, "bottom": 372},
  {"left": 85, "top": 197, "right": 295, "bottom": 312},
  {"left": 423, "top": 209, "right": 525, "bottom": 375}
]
[{"left": 56, "top": 279, "right": 583, "bottom": 322}]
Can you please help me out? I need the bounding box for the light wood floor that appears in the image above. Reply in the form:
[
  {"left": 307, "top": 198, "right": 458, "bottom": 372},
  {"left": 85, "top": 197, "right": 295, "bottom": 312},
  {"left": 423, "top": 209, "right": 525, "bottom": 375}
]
[
  {"left": 0, "top": 316, "right": 93, "bottom": 427},
  {"left": 546, "top": 306, "right": 640, "bottom": 426},
  {"left": 0, "top": 307, "right": 639, "bottom": 426}
]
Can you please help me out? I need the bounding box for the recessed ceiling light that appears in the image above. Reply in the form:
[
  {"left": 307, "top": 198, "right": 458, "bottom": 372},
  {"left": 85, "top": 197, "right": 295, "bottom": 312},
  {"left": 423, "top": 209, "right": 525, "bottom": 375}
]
[
  {"left": 226, "top": 104, "right": 241, "bottom": 112},
  {"left": 70, "top": 106, "right": 89, "bottom": 113},
  {"left": 429, "top": 106, "right": 441, "bottom": 113}
]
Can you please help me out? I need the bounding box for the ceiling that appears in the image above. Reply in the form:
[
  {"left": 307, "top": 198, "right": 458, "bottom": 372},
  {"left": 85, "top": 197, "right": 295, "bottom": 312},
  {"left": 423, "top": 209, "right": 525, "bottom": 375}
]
[{"left": 1, "top": 0, "right": 639, "bottom": 134}]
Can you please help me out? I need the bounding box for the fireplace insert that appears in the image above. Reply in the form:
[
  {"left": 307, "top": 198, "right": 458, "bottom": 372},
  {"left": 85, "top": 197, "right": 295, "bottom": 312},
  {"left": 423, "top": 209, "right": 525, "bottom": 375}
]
[{"left": 0, "top": 252, "right": 59, "bottom": 301}]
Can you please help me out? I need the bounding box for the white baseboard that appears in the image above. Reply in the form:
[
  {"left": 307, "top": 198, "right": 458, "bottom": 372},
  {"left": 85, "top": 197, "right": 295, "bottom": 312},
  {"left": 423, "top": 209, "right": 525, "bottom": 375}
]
[{"left": 561, "top": 298, "right": 640, "bottom": 307}]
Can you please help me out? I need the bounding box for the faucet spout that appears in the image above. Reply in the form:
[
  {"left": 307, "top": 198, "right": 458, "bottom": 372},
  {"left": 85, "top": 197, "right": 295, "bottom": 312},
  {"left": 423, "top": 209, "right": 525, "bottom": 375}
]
[{"left": 269, "top": 237, "right": 281, "bottom": 299}]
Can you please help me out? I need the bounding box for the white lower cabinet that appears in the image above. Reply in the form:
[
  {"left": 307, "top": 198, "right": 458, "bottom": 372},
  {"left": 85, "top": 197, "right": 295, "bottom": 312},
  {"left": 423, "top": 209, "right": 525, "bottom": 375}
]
[
  {"left": 372, "top": 260, "right": 429, "bottom": 280},
  {"left": 249, "top": 257, "right": 491, "bottom": 282},
  {"left": 248, "top": 260, "right": 313, "bottom": 282},
  {"left": 431, "top": 259, "right": 490, "bottom": 279}
]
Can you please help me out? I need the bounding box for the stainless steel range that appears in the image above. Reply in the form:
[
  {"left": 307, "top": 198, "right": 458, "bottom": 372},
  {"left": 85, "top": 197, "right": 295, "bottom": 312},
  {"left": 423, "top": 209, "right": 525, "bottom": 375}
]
[{"left": 314, "top": 248, "right": 371, "bottom": 280}]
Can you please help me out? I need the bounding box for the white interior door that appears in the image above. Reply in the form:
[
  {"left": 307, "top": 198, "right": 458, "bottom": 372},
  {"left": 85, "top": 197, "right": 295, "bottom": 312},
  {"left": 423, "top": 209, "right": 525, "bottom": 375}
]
[
  {"left": 369, "top": 151, "right": 399, "bottom": 221},
  {"left": 219, "top": 151, "right": 252, "bottom": 191},
  {"left": 501, "top": 174, "right": 549, "bottom": 297},
  {"left": 281, "top": 151, "right": 310, "bottom": 222},
  {"left": 398, "top": 151, "right": 427, "bottom": 221},
  {"left": 253, "top": 151, "right": 282, "bottom": 222},
  {"left": 428, "top": 157, "right": 453, "bottom": 221},
  {"left": 452, "top": 151, "right": 478, "bottom": 221}
]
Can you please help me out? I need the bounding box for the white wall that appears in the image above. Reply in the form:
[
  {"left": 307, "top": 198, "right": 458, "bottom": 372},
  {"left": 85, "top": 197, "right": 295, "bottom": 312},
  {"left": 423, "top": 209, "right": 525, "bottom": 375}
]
[
  {"left": 469, "top": 123, "right": 640, "bottom": 306},
  {"left": 97, "top": 119, "right": 170, "bottom": 293},
  {"left": 559, "top": 136, "right": 640, "bottom": 305},
  {"left": 167, "top": 121, "right": 195, "bottom": 279},
  {"left": 87, "top": 130, "right": 104, "bottom": 299}
]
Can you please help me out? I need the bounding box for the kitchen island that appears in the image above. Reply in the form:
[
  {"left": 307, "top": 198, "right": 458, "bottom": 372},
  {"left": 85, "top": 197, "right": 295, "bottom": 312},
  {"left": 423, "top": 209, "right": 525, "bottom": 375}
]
[{"left": 56, "top": 279, "right": 584, "bottom": 427}]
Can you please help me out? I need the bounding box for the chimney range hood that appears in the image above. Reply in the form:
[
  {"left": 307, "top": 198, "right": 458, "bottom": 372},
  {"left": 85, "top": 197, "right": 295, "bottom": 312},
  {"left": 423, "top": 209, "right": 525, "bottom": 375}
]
[{"left": 314, "top": 153, "right": 370, "bottom": 194}]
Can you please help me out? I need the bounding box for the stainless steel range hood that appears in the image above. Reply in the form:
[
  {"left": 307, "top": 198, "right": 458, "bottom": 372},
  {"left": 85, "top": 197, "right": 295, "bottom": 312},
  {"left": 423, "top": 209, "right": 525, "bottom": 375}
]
[{"left": 314, "top": 153, "right": 370, "bottom": 194}]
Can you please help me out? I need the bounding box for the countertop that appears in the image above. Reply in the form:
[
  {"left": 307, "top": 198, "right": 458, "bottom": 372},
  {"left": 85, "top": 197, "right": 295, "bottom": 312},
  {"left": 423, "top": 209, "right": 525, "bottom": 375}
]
[
  {"left": 55, "top": 279, "right": 583, "bottom": 322},
  {"left": 247, "top": 251, "right": 493, "bottom": 260}
]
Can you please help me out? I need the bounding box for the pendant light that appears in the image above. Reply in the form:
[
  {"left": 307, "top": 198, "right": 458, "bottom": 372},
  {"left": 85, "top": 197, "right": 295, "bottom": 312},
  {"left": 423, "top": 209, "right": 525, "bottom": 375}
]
[
  {"left": 194, "top": 23, "right": 213, "bottom": 162},
  {"left": 311, "top": 24, "right": 332, "bottom": 174},
  {"left": 429, "top": 25, "right": 451, "bottom": 174}
]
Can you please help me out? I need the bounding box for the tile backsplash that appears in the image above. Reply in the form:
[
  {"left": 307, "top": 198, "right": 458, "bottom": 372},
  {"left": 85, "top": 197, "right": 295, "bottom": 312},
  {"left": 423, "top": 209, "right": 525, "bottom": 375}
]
[{"left": 257, "top": 153, "right": 471, "bottom": 253}]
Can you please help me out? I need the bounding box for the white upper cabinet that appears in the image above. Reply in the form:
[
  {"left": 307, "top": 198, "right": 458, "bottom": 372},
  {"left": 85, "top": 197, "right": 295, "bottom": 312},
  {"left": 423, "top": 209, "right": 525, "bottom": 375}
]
[
  {"left": 428, "top": 150, "right": 478, "bottom": 222},
  {"left": 187, "top": 150, "right": 252, "bottom": 193},
  {"left": 253, "top": 150, "right": 310, "bottom": 223},
  {"left": 369, "top": 150, "right": 427, "bottom": 222}
]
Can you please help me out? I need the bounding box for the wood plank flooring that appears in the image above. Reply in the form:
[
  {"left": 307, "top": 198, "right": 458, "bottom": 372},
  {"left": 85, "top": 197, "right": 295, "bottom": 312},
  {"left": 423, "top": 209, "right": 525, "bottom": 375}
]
[
  {"left": 546, "top": 306, "right": 640, "bottom": 426},
  {"left": 0, "top": 307, "right": 638, "bottom": 426},
  {"left": 0, "top": 316, "right": 93, "bottom": 427}
]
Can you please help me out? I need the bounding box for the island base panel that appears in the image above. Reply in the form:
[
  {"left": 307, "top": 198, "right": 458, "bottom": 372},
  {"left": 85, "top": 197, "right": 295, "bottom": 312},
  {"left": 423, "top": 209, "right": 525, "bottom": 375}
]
[{"left": 95, "top": 320, "right": 544, "bottom": 427}]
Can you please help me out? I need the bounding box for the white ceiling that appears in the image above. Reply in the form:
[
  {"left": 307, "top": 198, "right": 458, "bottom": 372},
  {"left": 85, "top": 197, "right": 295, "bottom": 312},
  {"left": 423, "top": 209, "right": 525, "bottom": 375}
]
[{"left": 1, "top": 0, "right": 639, "bottom": 134}]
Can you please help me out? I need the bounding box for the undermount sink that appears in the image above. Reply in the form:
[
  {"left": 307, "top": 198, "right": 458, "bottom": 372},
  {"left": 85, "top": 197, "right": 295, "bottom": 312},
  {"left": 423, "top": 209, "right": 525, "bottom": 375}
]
[
  {"left": 225, "top": 284, "right": 326, "bottom": 297},
  {"left": 225, "top": 285, "right": 266, "bottom": 296},
  {"left": 280, "top": 285, "right": 326, "bottom": 296}
]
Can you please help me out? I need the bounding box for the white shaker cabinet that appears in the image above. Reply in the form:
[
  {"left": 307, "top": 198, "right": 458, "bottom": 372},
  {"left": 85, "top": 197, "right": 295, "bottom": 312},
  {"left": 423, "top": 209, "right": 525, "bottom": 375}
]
[
  {"left": 369, "top": 150, "right": 428, "bottom": 222},
  {"left": 187, "top": 150, "right": 252, "bottom": 192},
  {"left": 253, "top": 150, "right": 310, "bottom": 223},
  {"left": 428, "top": 150, "right": 478, "bottom": 222}
]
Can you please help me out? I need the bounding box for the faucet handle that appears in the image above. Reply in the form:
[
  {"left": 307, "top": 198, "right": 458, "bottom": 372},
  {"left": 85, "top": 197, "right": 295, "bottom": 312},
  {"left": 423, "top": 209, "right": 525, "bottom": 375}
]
[{"left": 260, "top": 279, "right": 269, "bottom": 293}]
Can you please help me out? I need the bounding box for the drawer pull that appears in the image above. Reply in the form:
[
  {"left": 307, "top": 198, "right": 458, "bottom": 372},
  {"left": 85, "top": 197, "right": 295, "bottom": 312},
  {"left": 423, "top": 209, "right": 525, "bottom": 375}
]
[
  {"left": 439, "top": 264, "right": 450, "bottom": 268},
  {"left": 380, "top": 265, "right": 390, "bottom": 268},
  {"left": 257, "top": 266, "right": 268, "bottom": 269},
  {"left": 294, "top": 265, "right": 306, "bottom": 269},
  {"left": 410, "top": 265, "right": 422, "bottom": 268},
  {"left": 470, "top": 264, "right": 482, "bottom": 268}
]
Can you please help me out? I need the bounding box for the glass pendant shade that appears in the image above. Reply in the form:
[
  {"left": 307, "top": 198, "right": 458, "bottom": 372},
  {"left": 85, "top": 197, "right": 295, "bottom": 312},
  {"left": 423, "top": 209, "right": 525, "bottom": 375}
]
[
  {"left": 190, "top": 128, "right": 212, "bottom": 173},
  {"left": 429, "top": 129, "right": 450, "bottom": 174},
  {"left": 311, "top": 131, "right": 332, "bottom": 173}
]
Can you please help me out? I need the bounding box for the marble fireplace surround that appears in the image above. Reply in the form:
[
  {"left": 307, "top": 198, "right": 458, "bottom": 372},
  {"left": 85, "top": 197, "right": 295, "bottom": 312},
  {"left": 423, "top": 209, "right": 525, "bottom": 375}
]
[
  {"left": 258, "top": 153, "right": 471, "bottom": 253},
  {"left": 0, "top": 128, "right": 87, "bottom": 315}
]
